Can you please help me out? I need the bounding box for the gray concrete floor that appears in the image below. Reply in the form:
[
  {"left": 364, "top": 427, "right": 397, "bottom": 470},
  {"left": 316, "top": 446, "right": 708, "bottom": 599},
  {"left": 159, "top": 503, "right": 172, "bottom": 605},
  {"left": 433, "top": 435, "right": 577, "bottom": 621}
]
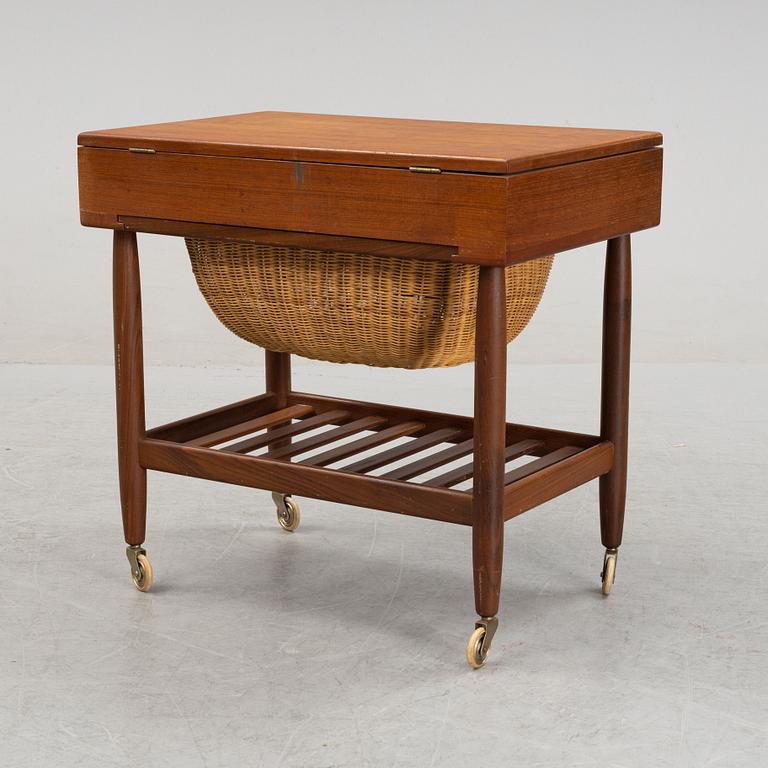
[{"left": 1, "top": 361, "right": 767, "bottom": 767}]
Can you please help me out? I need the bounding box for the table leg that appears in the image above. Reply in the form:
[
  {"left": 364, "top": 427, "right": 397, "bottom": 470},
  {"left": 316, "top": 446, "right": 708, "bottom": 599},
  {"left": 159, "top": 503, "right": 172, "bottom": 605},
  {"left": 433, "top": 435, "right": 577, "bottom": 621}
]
[
  {"left": 265, "top": 349, "right": 300, "bottom": 528},
  {"left": 469, "top": 265, "right": 507, "bottom": 666},
  {"left": 599, "top": 234, "right": 631, "bottom": 594},
  {"left": 265, "top": 350, "right": 291, "bottom": 409},
  {"left": 113, "top": 231, "right": 152, "bottom": 590}
]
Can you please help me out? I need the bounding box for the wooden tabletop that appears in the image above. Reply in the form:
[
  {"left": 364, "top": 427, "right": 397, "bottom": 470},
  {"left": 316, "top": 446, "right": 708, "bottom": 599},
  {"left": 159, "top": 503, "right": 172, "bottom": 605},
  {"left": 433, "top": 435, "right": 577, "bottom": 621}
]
[{"left": 78, "top": 111, "right": 662, "bottom": 174}]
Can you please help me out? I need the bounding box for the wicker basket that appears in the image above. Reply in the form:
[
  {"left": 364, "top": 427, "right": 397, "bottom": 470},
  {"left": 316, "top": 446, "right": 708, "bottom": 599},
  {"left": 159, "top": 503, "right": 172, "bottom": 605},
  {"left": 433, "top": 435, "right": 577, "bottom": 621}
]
[{"left": 186, "top": 239, "right": 553, "bottom": 369}]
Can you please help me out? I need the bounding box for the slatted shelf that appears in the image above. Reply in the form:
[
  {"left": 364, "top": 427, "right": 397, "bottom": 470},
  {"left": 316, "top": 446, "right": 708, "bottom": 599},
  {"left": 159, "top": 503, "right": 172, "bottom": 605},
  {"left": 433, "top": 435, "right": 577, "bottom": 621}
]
[
  {"left": 425, "top": 439, "right": 544, "bottom": 488},
  {"left": 263, "top": 416, "right": 387, "bottom": 460},
  {"left": 342, "top": 427, "right": 463, "bottom": 474},
  {"left": 502, "top": 445, "right": 581, "bottom": 485},
  {"left": 300, "top": 421, "right": 425, "bottom": 467},
  {"left": 380, "top": 438, "right": 475, "bottom": 481},
  {"left": 139, "top": 392, "right": 613, "bottom": 525},
  {"left": 224, "top": 409, "right": 350, "bottom": 453},
  {"left": 186, "top": 404, "right": 313, "bottom": 447}
]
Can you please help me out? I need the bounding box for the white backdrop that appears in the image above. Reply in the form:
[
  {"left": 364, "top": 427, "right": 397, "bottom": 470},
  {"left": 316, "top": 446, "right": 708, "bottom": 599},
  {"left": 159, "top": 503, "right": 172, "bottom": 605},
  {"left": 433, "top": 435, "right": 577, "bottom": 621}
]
[{"left": 1, "top": 0, "right": 766, "bottom": 367}]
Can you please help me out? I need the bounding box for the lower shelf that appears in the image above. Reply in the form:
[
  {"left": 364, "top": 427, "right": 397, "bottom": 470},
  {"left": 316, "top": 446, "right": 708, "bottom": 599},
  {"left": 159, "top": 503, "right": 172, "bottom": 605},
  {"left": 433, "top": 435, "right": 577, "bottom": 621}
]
[{"left": 142, "top": 391, "right": 613, "bottom": 525}]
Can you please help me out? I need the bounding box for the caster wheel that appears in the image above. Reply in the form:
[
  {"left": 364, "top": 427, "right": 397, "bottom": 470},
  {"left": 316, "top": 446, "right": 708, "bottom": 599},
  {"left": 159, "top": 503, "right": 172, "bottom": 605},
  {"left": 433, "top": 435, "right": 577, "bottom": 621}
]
[
  {"left": 273, "top": 492, "right": 301, "bottom": 532},
  {"left": 601, "top": 548, "right": 618, "bottom": 596},
  {"left": 466, "top": 616, "right": 498, "bottom": 669},
  {"left": 466, "top": 626, "right": 488, "bottom": 669},
  {"left": 126, "top": 546, "right": 153, "bottom": 592}
]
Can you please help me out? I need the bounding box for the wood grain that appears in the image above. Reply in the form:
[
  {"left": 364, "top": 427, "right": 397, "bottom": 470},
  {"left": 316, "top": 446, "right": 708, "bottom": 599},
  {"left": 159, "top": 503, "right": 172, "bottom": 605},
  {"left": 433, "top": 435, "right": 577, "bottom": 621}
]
[
  {"left": 265, "top": 350, "right": 291, "bottom": 408},
  {"left": 379, "top": 438, "right": 475, "bottom": 481},
  {"left": 139, "top": 438, "right": 473, "bottom": 526},
  {"left": 119, "top": 217, "right": 458, "bottom": 263},
  {"left": 341, "top": 427, "right": 463, "bottom": 474},
  {"left": 472, "top": 265, "right": 507, "bottom": 618},
  {"left": 260, "top": 416, "right": 387, "bottom": 461},
  {"left": 300, "top": 421, "right": 425, "bottom": 467},
  {"left": 225, "top": 410, "right": 350, "bottom": 455},
  {"left": 504, "top": 442, "right": 614, "bottom": 520},
  {"left": 185, "top": 404, "right": 313, "bottom": 447},
  {"left": 506, "top": 148, "right": 662, "bottom": 261},
  {"left": 78, "top": 147, "right": 506, "bottom": 264},
  {"left": 288, "top": 391, "right": 600, "bottom": 452},
  {"left": 600, "top": 236, "right": 632, "bottom": 548},
  {"left": 426, "top": 439, "right": 542, "bottom": 488},
  {"left": 79, "top": 111, "right": 661, "bottom": 174},
  {"left": 145, "top": 392, "right": 278, "bottom": 443},
  {"left": 78, "top": 146, "right": 661, "bottom": 265},
  {"left": 113, "top": 231, "right": 147, "bottom": 545},
  {"left": 502, "top": 446, "right": 581, "bottom": 485}
]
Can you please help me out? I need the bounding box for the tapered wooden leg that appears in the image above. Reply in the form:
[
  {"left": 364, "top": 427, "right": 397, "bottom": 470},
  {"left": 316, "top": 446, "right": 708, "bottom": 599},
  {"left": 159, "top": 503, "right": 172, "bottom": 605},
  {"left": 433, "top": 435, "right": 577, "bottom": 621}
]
[
  {"left": 113, "top": 230, "right": 147, "bottom": 546},
  {"left": 600, "top": 235, "right": 632, "bottom": 549},
  {"left": 472, "top": 266, "right": 507, "bottom": 619}
]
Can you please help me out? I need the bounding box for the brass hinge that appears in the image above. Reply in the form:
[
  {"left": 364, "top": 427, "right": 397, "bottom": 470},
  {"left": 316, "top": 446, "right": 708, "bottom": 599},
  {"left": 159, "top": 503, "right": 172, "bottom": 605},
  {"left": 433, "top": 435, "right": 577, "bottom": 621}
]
[
  {"left": 128, "top": 147, "right": 156, "bottom": 154},
  {"left": 408, "top": 166, "right": 442, "bottom": 174}
]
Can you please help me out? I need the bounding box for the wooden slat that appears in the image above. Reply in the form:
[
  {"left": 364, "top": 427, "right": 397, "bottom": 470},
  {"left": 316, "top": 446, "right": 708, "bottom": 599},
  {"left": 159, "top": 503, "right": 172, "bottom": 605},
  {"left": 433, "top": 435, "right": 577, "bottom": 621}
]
[
  {"left": 301, "top": 422, "right": 425, "bottom": 467},
  {"left": 380, "top": 438, "right": 475, "bottom": 481},
  {"left": 343, "top": 427, "right": 463, "bottom": 474},
  {"left": 503, "top": 446, "right": 581, "bottom": 485},
  {"left": 264, "top": 416, "right": 387, "bottom": 460},
  {"left": 139, "top": 438, "right": 472, "bottom": 525},
  {"left": 225, "top": 409, "right": 349, "bottom": 454},
  {"left": 425, "top": 439, "right": 543, "bottom": 488},
  {"left": 504, "top": 442, "right": 614, "bottom": 520},
  {"left": 146, "top": 392, "right": 278, "bottom": 443},
  {"left": 186, "top": 404, "right": 313, "bottom": 447}
]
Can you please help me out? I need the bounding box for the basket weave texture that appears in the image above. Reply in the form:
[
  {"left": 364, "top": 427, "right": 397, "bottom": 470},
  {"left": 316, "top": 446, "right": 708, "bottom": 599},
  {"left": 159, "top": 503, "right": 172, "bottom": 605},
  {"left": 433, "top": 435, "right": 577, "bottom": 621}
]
[{"left": 186, "top": 239, "right": 553, "bottom": 369}]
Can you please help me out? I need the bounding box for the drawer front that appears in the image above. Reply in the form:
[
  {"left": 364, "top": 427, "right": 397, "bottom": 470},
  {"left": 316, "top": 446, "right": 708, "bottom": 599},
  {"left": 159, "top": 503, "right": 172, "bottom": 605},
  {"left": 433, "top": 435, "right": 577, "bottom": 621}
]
[{"left": 78, "top": 148, "right": 508, "bottom": 265}]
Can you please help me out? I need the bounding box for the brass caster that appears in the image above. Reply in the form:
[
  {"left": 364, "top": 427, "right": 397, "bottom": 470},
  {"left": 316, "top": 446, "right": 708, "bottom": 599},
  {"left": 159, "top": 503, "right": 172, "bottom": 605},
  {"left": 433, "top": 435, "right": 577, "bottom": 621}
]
[
  {"left": 466, "top": 616, "right": 498, "bottom": 669},
  {"left": 272, "top": 492, "right": 301, "bottom": 532},
  {"left": 126, "top": 545, "right": 153, "bottom": 592},
  {"left": 601, "top": 548, "right": 618, "bottom": 596}
]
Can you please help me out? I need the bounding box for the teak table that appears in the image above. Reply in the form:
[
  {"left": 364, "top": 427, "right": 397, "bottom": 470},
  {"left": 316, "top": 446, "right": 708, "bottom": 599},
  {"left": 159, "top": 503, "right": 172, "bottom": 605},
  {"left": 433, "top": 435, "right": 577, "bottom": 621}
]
[{"left": 77, "top": 112, "right": 663, "bottom": 668}]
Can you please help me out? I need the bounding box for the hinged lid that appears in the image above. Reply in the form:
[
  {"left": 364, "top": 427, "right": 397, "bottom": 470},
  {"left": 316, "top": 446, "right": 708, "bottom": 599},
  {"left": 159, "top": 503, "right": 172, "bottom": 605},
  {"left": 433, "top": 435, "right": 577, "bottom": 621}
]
[{"left": 78, "top": 111, "right": 662, "bottom": 174}]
